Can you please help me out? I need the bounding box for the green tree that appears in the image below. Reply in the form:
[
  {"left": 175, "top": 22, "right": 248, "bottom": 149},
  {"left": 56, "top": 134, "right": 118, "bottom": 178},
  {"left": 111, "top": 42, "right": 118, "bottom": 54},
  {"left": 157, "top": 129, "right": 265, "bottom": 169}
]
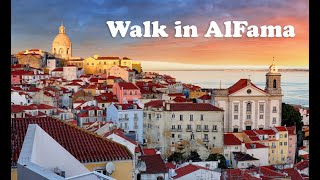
[
  {"left": 281, "top": 103, "right": 304, "bottom": 147},
  {"left": 206, "top": 154, "right": 227, "bottom": 169},
  {"left": 188, "top": 151, "right": 202, "bottom": 162},
  {"left": 168, "top": 152, "right": 185, "bottom": 163}
]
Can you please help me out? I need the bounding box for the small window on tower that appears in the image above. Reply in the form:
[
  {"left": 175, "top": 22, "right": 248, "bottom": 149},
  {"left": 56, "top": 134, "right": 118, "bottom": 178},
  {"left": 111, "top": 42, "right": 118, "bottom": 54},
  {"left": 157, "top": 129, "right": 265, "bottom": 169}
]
[{"left": 273, "top": 79, "right": 277, "bottom": 88}]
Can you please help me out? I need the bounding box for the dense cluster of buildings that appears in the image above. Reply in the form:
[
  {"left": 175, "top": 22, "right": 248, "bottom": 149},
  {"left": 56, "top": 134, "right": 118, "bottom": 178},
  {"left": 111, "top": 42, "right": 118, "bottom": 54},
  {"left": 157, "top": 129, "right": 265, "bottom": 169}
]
[{"left": 10, "top": 23, "right": 309, "bottom": 180}]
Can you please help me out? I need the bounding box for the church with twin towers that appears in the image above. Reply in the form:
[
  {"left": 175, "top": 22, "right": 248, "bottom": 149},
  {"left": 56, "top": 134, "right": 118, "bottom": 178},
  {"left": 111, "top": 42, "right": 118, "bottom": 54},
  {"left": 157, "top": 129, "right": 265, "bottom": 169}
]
[{"left": 212, "top": 61, "right": 282, "bottom": 132}]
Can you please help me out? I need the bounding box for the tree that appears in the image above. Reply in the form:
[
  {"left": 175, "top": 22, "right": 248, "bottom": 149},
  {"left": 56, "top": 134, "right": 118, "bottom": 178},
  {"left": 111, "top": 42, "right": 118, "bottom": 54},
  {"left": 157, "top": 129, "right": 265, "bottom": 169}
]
[
  {"left": 206, "top": 154, "right": 227, "bottom": 169},
  {"left": 191, "top": 98, "right": 197, "bottom": 103},
  {"left": 281, "top": 103, "right": 304, "bottom": 147},
  {"left": 168, "top": 152, "right": 185, "bottom": 163},
  {"left": 188, "top": 151, "right": 202, "bottom": 162}
]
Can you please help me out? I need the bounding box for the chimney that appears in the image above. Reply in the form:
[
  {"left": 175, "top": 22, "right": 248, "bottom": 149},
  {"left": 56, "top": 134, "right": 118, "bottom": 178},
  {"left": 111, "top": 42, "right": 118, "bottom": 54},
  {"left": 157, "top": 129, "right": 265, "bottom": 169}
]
[
  {"left": 247, "top": 79, "right": 251, "bottom": 86},
  {"left": 166, "top": 103, "right": 170, "bottom": 111}
]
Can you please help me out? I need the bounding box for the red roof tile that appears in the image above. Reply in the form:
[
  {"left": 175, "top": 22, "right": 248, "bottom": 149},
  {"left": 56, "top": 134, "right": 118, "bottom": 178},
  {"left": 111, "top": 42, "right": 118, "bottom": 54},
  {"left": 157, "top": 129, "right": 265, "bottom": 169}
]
[
  {"left": 104, "top": 129, "right": 137, "bottom": 145},
  {"left": 249, "top": 136, "right": 260, "bottom": 141},
  {"left": 260, "top": 166, "right": 285, "bottom": 178},
  {"left": 173, "top": 96, "right": 190, "bottom": 102},
  {"left": 117, "top": 82, "right": 140, "bottom": 90},
  {"left": 139, "top": 154, "right": 167, "bottom": 174},
  {"left": 29, "top": 104, "right": 56, "bottom": 110},
  {"left": 168, "top": 93, "right": 184, "bottom": 97},
  {"left": 142, "top": 148, "right": 157, "bottom": 155},
  {"left": 173, "top": 164, "right": 210, "bottom": 179},
  {"left": 52, "top": 67, "right": 63, "bottom": 72},
  {"left": 11, "top": 117, "right": 132, "bottom": 167},
  {"left": 281, "top": 168, "right": 303, "bottom": 180},
  {"left": 294, "top": 160, "right": 309, "bottom": 170},
  {"left": 244, "top": 130, "right": 257, "bottom": 136},
  {"left": 224, "top": 134, "right": 242, "bottom": 145},
  {"left": 286, "top": 126, "right": 296, "bottom": 135},
  {"left": 166, "top": 162, "right": 176, "bottom": 169},
  {"left": 114, "top": 104, "right": 142, "bottom": 110},
  {"left": 245, "top": 143, "right": 268, "bottom": 149},
  {"left": 198, "top": 94, "right": 211, "bottom": 100},
  {"left": 263, "top": 129, "right": 276, "bottom": 135},
  {"left": 275, "top": 126, "right": 287, "bottom": 132},
  {"left": 96, "top": 56, "right": 120, "bottom": 60},
  {"left": 65, "top": 82, "right": 82, "bottom": 86},
  {"left": 228, "top": 79, "right": 266, "bottom": 95},
  {"left": 166, "top": 103, "right": 223, "bottom": 111},
  {"left": 144, "top": 100, "right": 164, "bottom": 108}
]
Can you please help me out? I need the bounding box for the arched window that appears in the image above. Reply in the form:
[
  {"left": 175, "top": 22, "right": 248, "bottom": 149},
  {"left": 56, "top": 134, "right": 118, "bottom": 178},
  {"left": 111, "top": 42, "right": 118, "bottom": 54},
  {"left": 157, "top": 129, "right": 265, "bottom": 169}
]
[
  {"left": 53, "top": 48, "right": 56, "bottom": 54},
  {"left": 190, "top": 133, "right": 194, "bottom": 140},
  {"left": 99, "top": 69, "right": 102, "bottom": 73},
  {"left": 66, "top": 48, "right": 69, "bottom": 55},
  {"left": 104, "top": 69, "right": 107, "bottom": 74},
  {"left": 273, "top": 79, "right": 277, "bottom": 88},
  {"left": 59, "top": 48, "right": 63, "bottom": 55},
  {"left": 246, "top": 102, "right": 252, "bottom": 112}
]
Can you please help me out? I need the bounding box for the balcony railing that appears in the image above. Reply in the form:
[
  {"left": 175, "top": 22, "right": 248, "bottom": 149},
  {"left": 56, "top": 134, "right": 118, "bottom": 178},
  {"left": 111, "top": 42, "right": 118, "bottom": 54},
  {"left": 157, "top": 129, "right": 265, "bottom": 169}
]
[
  {"left": 177, "top": 129, "right": 182, "bottom": 132},
  {"left": 186, "top": 128, "right": 193, "bottom": 132},
  {"left": 196, "top": 128, "right": 202, "bottom": 132},
  {"left": 203, "top": 129, "right": 209, "bottom": 132},
  {"left": 171, "top": 128, "right": 177, "bottom": 132},
  {"left": 212, "top": 129, "right": 218, "bottom": 132}
]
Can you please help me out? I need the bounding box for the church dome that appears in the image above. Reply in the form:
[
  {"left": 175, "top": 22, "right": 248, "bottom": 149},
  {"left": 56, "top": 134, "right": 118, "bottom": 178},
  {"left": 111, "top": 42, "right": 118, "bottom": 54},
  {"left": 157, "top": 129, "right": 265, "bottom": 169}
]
[
  {"left": 52, "top": 25, "right": 71, "bottom": 47},
  {"left": 268, "top": 58, "right": 278, "bottom": 73}
]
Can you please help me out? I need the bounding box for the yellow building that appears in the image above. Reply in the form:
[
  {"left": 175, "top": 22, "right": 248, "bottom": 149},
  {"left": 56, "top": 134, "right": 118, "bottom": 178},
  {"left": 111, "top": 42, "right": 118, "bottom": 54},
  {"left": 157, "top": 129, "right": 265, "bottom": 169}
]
[
  {"left": 68, "top": 57, "right": 84, "bottom": 68},
  {"left": 120, "top": 57, "right": 133, "bottom": 69},
  {"left": 132, "top": 61, "right": 142, "bottom": 73},
  {"left": 189, "top": 91, "right": 208, "bottom": 99},
  {"left": 84, "top": 55, "right": 121, "bottom": 74},
  {"left": 273, "top": 127, "right": 289, "bottom": 165}
]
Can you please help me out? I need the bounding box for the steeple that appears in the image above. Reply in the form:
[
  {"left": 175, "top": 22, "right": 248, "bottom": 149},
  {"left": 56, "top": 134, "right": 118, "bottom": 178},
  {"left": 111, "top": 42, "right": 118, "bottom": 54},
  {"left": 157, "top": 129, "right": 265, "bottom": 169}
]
[
  {"left": 265, "top": 57, "right": 281, "bottom": 95},
  {"left": 59, "top": 20, "right": 65, "bottom": 34}
]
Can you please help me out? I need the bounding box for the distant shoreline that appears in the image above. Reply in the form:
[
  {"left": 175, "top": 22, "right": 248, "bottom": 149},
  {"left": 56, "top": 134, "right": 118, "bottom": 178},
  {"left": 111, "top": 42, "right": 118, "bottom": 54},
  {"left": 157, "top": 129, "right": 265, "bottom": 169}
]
[{"left": 148, "top": 69, "right": 309, "bottom": 72}]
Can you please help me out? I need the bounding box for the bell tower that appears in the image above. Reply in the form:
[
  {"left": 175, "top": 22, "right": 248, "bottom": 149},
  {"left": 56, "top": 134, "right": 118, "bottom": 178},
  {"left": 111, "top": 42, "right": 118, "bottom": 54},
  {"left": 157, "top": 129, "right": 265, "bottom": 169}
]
[{"left": 265, "top": 57, "right": 282, "bottom": 95}]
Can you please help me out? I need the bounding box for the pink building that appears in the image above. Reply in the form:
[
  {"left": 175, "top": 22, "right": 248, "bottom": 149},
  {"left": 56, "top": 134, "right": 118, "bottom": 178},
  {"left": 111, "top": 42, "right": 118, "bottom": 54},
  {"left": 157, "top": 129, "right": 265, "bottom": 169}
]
[
  {"left": 286, "top": 126, "right": 297, "bottom": 165},
  {"left": 11, "top": 71, "right": 22, "bottom": 84},
  {"left": 108, "top": 65, "right": 135, "bottom": 82},
  {"left": 113, "top": 82, "right": 141, "bottom": 103}
]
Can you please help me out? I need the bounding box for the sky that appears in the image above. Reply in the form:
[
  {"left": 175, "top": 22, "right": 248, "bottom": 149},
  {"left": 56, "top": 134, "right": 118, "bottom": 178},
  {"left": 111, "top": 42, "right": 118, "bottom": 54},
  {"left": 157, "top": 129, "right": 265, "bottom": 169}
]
[{"left": 11, "top": 0, "right": 309, "bottom": 69}]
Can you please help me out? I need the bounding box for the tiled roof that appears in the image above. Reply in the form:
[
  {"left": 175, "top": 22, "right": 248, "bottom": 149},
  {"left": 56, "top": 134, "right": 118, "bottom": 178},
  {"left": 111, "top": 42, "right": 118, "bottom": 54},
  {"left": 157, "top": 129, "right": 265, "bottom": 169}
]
[
  {"left": 281, "top": 168, "right": 303, "bottom": 180},
  {"left": 286, "top": 126, "right": 296, "bottom": 135},
  {"left": 65, "top": 82, "right": 82, "bottom": 86},
  {"left": 168, "top": 93, "right": 184, "bottom": 97},
  {"left": 275, "top": 126, "right": 287, "bottom": 132},
  {"left": 142, "top": 148, "right": 157, "bottom": 155},
  {"left": 104, "top": 129, "right": 137, "bottom": 145},
  {"left": 26, "top": 87, "right": 41, "bottom": 92},
  {"left": 167, "top": 103, "right": 223, "bottom": 111},
  {"left": 249, "top": 136, "right": 260, "bottom": 141},
  {"left": 139, "top": 154, "right": 167, "bottom": 174},
  {"left": 294, "top": 160, "right": 309, "bottom": 170},
  {"left": 165, "top": 162, "right": 176, "bottom": 169},
  {"left": 173, "top": 96, "right": 190, "bottom": 102},
  {"left": 173, "top": 164, "right": 210, "bottom": 179},
  {"left": 11, "top": 105, "right": 28, "bottom": 113},
  {"left": 96, "top": 56, "right": 120, "bottom": 60},
  {"left": 198, "top": 94, "right": 211, "bottom": 100},
  {"left": 11, "top": 70, "right": 34, "bottom": 76},
  {"left": 244, "top": 130, "right": 257, "bottom": 136},
  {"left": 94, "top": 93, "right": 117, "bottom": 103},
  {"left": 263, "top": 129, "right": 276, "bottom": 135},
  {"left": 117, "top": 82, "right": 140, "bottom": 90},
  {"left": 224, "top": 134, "right": 242, "bottom": 145},
  {"left": 228, "top": 79, "right": 266, "bottom": 95},
  {"left": 52, "top": 67, "right": 63, "bottom": 72},
  {"left": 232, "top": 152, "right": 259, "bottom": 161},
  {"left": 144, "top": 100, "right": 164, "bottom": 108},
  {"left": 29, "top": 104, "right": 56, "bottom": 110},
  {"left": 260, "top": 166, "right": 285, "bottom": 178},
  {"left": 245, "top": 142, "right": 268, "bottom": 149},
  {"left": 253, "top": 130, "right": 267, "bottom": 135},
  {"left": 11, "top": 117, "right": 132, "bottom": 167},
  {"left": 114, "top": 103, "right": 142, "bottom": 110}
]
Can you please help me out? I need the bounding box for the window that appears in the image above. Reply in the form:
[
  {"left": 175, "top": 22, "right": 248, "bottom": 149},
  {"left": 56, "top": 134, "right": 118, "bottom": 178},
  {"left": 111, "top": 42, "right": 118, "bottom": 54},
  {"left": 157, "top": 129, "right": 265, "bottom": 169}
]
[
  {"left": 246, "top": 114, "right": 251, "bottom": 120},
  {"left": 200, "top": 114, "right": 204, "bottom": 121},
  {"left": 178, "top": 125, "right": 181, "bottom": 130},
  {"left": 104, "top": 69, "right": 106, "bottom": 74},
  {"left": 178, "top": 134, "right": 181, "bottom": 138},
  {"left": 233, "top": 128, "right": 239, "bottom": 132},
  {"left": 156, "top": 114, "right": 161, "bottom": 119},
  {"left": 284, "top": 142, "right": 287, "bottom": 146},
  {"left": 191, "top": 133, "right": 194, "bottom": 139},
  {"left": 124, "top": 91, "right": 127, "bottom": 95},
  {"left": 280, "top": 134, "right": 283, "bottom": 138},
  {"left": 204, "top": 125, "right": 208, "bottom": 130},
  {"left": 135, "top": 91, "right": 137, "bottom": 95},
  {"left": 280, "top": 142, "right": 283, "bottom": 146},
  {"left": 273, "top": 79, "right": 277, "bottom": 88},
  {"left": 289, "top": 138, "right": 292, "bottom": 140},
  {"left": 87, "top": 63, "right": 89, "bottom": 65},
  {"left": 148, "top": 114, "right": 151, "bottom": 120},
  {"left": 172, "top": 134, "right": 175, "bottom": 138},
  {"left": 204, "top": 134, "right": 208, "bottom": 140},
  {"left": 246, "top": 102, "right": 252, "bottom": 112},
  {"left": 212, "top": 125, "right": 217, "bottom": 131},
  {"left": 241, "top": 163, "right": 244, "bottom": 166},
  {"left": 130, "top": 91, "right": 132, "bottom": 95},
  {"left": 246, "top": 126, "right": 251, "bottom": 130},
  {"left": 180, "top": 115, "right": 183, "bottom": 121},
  {"left": 272, "top": 150, "right": 274, "bottom": 153},
  {"left": 91, "top": 63, "right": 94, "bottom": 66},
  {"left": 272, "top": 106, "right": 277, "bottom": 113},
  {"left": 187, "top": 125, "right": 192, "bottom": 130},
  {"left": 143, "top": 112, "right": 147, "bottom": 117},
  {"left": 259, "top": 114, "right": 264, "bottom": 119},
  {"left": 281, "top": 149, "right": 283, "bottom": 154},
  {"left": 259, "top": 104, "right": 264, "bottom": 113},
  {"left": 225, "top": 154, "right": 228, "bottom": 157},
  {"left": 234, "top": 104, "right": 239, "bottom": 113},
  {"left": 272, "top": 117, "right": 276, "bottom": 124},
  {"left": 172, "top": 125, "right": 175, "bottom": 129},
  {"left": 125, "top": 123, "right": 128, "bottom": 129},
  {"left": 284, "top": 134, "right": 287, "bottom": 138},
  {"left": 190, "top": 115, "right": 193, "bottom": 121},
  {"left": 213, "top": 136, "right": 216, "bottom": 140},
  {"left": 234, "top": 115, "right": 238, "bottom": 120},
  {"left": 235, "top": 146, "right": 238, "bottom": 149},
  {"left": 196, "top": 125, "right": 201, "bottom": 130},
  {"left": 172, "top": 113, "right": 175, "bottom": 118}
]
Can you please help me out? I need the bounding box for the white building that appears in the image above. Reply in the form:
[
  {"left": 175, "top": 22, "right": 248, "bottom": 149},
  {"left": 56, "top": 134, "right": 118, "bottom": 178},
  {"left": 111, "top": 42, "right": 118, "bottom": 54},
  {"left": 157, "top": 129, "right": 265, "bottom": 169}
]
[
  {"left": 243, "top": 143, "right": 269, "bottom": 166},
  {"left": 107, "top": 103, "right": 144, "bottom": 143},
  {"left": 171, "top": 164, "right": 220, "bottom": 180},
  {"left": 143, "top": 101, "right": 224, "bottom": 157},
  {"left": 223, "top": 133, "right": 242, "bottom": 163},
  {"left": 47, "top": 58, "right": 58, "bottom": 72},
  {"left": 105, "top": 129, "right": 137, "bottom": 156},
  {"left": 212, "top": 63, "right": 282, "bottom": 132},
  {"left": 11, "top": 91, "right": 33, "bottom": 105},
  {"left": 231, "top": 152, "right": 260, "bottom": 169},
  {"left": 63, "top": 65, "right": 83, "bottom": 81}
]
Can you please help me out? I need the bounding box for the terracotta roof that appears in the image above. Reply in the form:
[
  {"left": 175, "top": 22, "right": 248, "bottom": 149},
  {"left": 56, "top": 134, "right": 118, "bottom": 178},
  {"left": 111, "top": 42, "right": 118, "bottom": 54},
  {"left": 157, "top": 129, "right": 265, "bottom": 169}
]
[
  {"left": 117, "top": 82, "right": 140, "bottom": 90},
  {"left": 96, "top": 56, "right": 120, "bottom": 60},
  {"left": 26, "top": 87, "right": 41, "bottom": 92},
  {"left": 104, "top": 129, "right": 137, "bottom": 145},
  {"left": 167, "top": 103, "right": 223, "bottom": 111},
  {"left": 301, "top": 154, "right": 309, "bottom": 160},
  {"left": 94, "top": 93, "right": 118, "bottom": 103},
  {"left": 249, "top": 136, "right": 260, "bottom": 141},
  {"left": 173, "top": 164, "right": 210, "bottom": 179},
  {"left": 168, "top": 93, "right": 184, "bottom": 96},
  {"left": 263, "top": 129, "right": 276, "bottom": 135},
  {"left": 165, "top": 162, "right": 176, "bottom": 169},
  {"left": 286, "top": 126, "right": 296, "bottom": 135},
  {"left": 144, "top": 100, "right": 164, "bottom": 108},
  {"left": 52, "top": 67, "right": 63, "bottom": 72},
  {"left": 173, "top": 96, "right": 190, "bottom": 102},
  {"left": 11, "top": 70, "right": 34, "bottom": 76},
  {"left": 114, "top": 104, "right": 142, "bottom": 110},
  {"left": 11, "top": 117, "right": 132, "bottom": 167},
  {"left": 275, "top": 126, "right": 287, "bottom": 132},
  {"left": 142, "top": 148, "right": 157, "bottom": 155},
  {"left": 232, "top": 152, "right": 259, "bottom": 161},
  {"left": 294, "top": 160, "right": 309, "bottom": 170},
  {"left": 228, "top": 79, "right": 266, "bottom": 95},
  {"left": 244, "top": 130, "right": 257, "bottom": 136},
  {"left": 198, "top": 94, "right": 211, "bottom": 100},
  {"left": 11, "top": 105, "right": 28, "bottom": 113},
  {"left": 139, "top": 154, "right": 167, "bottom": 174},
  {"left": 281, "top": 168, "right": 303, "bottom": 180},
  {"left": 260, "top": 166, "right": 286, "bottom": 178},
  {"left": 224, "top": 134, "right": 242, "bottom": 145},
  {"left": 29, "top": 104, "right": 56, "bottom": 110},
  {"left": 65, "top": 82, "right": 82, "bottom": 86},
  {"left": 245, "top": 142, "right": 268, "bottom": 149},
  {"left": 11, "top": 86, "right": 23, "bottom": 91}
]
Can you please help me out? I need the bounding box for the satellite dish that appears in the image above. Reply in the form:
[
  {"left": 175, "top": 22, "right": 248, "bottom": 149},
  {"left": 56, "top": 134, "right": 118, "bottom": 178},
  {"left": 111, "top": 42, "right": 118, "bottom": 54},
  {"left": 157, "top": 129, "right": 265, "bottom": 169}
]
[{"left": 106, "top": 162, "right": 116, "bottom": 174}]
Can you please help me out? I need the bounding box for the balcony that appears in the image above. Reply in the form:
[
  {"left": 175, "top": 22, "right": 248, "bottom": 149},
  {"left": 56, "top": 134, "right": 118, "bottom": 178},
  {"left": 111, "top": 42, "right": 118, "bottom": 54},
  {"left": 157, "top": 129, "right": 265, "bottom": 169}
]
[
  {"left": 171, "top": 128, "right": 177, "bottom": 132},
  {"left": 196, "top": 128, "right": 202, "bottom": 132},
  {"left": 186, "top": 128, "right": 193, "bottom": 132},
  {"left": 212, "top": 129, "right": 218, "bottom": 132},
  {"left": 203, "top": 129, "right": 209, "bottom": 132},
  {"left": 203, "top": 138, "right": 209, "bottom": 142},
  {"left": 177, "top": 129, "right": 182, "bottom": 132}
]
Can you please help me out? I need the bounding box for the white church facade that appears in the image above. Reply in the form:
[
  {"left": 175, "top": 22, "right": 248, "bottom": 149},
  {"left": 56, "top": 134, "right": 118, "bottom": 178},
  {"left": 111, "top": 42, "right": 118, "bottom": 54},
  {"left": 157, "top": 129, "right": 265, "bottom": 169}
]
[{"left": 212, "top": 63, "right": 282, "bottom": 132}]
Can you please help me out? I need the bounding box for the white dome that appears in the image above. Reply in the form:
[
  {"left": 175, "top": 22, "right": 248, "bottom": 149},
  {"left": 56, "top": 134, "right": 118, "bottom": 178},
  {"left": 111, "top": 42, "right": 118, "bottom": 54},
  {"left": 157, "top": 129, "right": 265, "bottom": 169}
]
[{"left": 269, "top": 63, "right": 278, "bottom": 73}]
